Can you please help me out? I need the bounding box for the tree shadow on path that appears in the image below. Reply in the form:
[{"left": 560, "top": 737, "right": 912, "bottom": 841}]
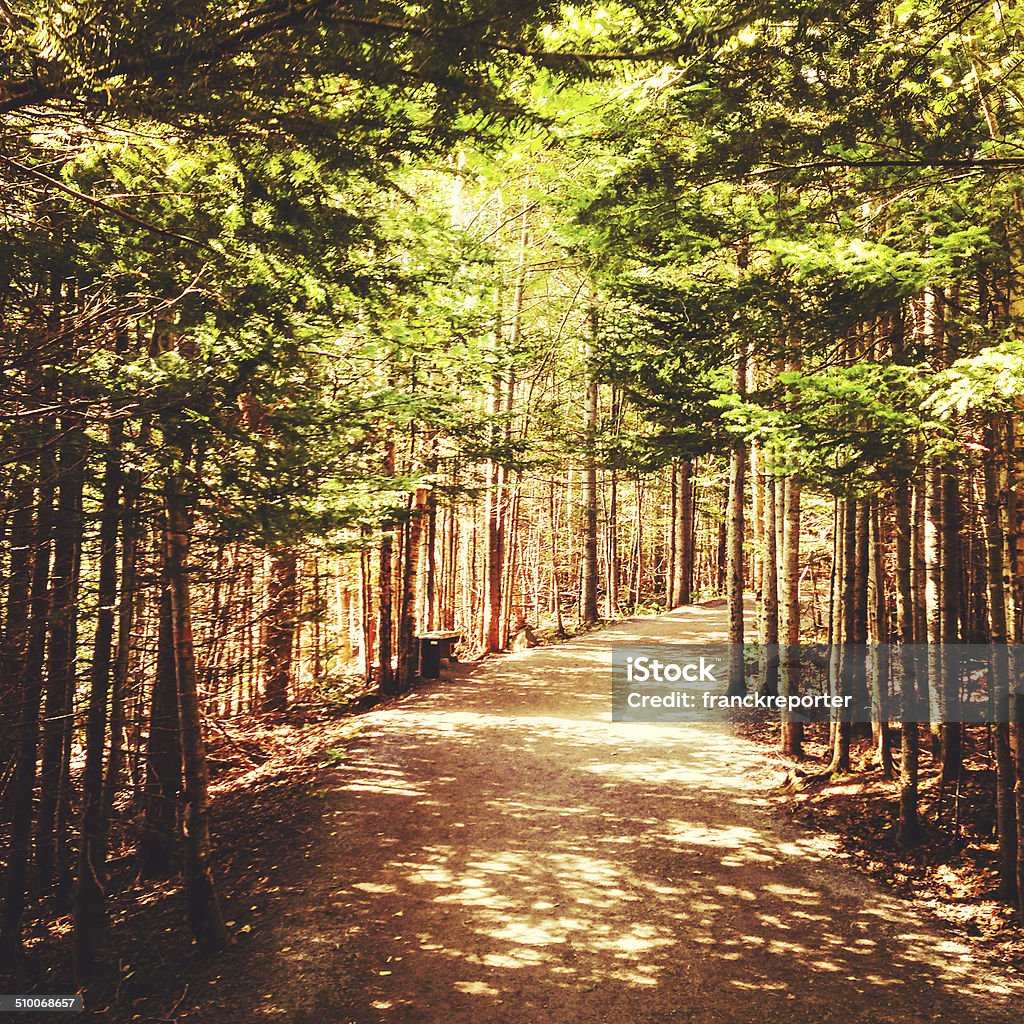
[{"left": 160, "top": 605, "right": 1024, "bottom": 1024}]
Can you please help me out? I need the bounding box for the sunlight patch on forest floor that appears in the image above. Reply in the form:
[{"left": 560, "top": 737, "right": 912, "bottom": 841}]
[{"left": 141, "top": 604, "right": 1024, "bottom": 1023}]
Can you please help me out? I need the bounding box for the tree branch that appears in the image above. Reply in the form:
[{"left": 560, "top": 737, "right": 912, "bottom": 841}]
[
  {"left": 0, "top": 155, "right": 204, "bottom": 244},
  {"left": 0, "top": 0, "right": 703, "bottom": 115},
  {"left": 743, "top": 157, "right": 1024, "bottom": 176}
]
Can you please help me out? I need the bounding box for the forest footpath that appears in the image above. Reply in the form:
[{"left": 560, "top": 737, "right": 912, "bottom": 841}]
[{"left": 102, "top": 599, "right": 1020, "bottom": 1024}]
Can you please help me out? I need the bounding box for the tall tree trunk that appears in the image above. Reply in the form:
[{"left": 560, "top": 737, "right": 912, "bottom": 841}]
[
  {"left": 779, "top": 477, "right": 802, "bottom": 755},
  {"left": 940, "top": 470, "right": 964, "bottom": 782},
  {"left": 481, "top": 457, "right": 505, "bottom": 651},
  {"left": 606, "top": 469, "right": 620, "bottom": 617},
  {"left": 750, "top": 440, "right": 763, "bottom": 609},
  {"left": 425, "top": 488, "right": 438, "bottom": 632},
  {"left": 359, "top": 536, "right": 375, "bottom": 683},
  {"left": 829, "top": 498, "right": 857, "bottom": 774},
  {"left": 103, "top": 448, "right": 143, "bottom": 832},
  {"left": 263, "top": 546, "right": 298, "bottom": 713},
  {"left": 1007, "top": 199, "right": 1024, "bottom": 913},
  {"left": 378, "top": 434, "right": 397, "bottom": 695},
  {"left": 35, "top": 417, "right": 85, "bottom": 894},
  {"left": 398, "top": 489, "right": 428, "bottom": 689},
  {"left": 672, "top": 460, "right": 694, "bottom": 606},
  {"left": 726, "top": 349, "right": 747, "bottom": 696},
  {"left": 925, "top": 464, "right": 944, "bottom": 755},
  {"left": 581, "top": 308, "right": 600, "bottom": 627},
  {"left": 482, "top": 283, "right": 506, "bottom": 652},
  {"left": 137, "top": 574, "right": 182, "bottom": 880},
  {"left": 759, "top": 474, "right": 779, "bottom": 698},
  {"left": 867, "top": 499, "right": 892, "bottom": 774},
  {"left": 982, "top": 419, "right": 1017, "bottom": 900},
  {"left": 851, "top": 499, "right": 871, "bottom": 735},
  {"left": 0, "top": 473, "right": 53, "bottom": 958},
  {"left": 378, "top": 526, "right": 395, "bottom": 694},
  {"left": 73, "top": 410, "right": 123, "bottom": 981},
  {"left": 164, "top": 473, "right": 230, "bottom": 952},
  {"left": 667, "top": 466, "right": 677, "bottom": 609},
  {"left": 0, "top": 485, "right": 33, "bottom": 806},
  {"left": 894, "top": 477, "right": 921, "bottom": 845}
]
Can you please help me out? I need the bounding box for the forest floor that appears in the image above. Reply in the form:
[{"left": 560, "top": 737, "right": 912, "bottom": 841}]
[{"left": 14, "top": 601, "right": 1024, "bottom": 1022}]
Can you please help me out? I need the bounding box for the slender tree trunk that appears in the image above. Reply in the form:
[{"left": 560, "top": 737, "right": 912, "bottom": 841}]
[
  {"left": 829, "top": 499, "right": 857, "bottom": 774},
  {"left": 0, "top": 486, "right": 33, "bottom": 804},
  {"left": 751, "top": 441, "right": 763, "bottom": 609},
  {"left": 378, "top": 434, "right": 397, "bottom": 694},
  {"left": 35, "top": 417, "right": 85, "bottom": 894},
  {"left": 426, "top": 488, "right": 437, "bottom": 632},
  {"left": 164, "top": 473, "right": 230, "bottom": 952},
  {"left": 894, "top": 477, "right": 921, "bottom": 845},
  {"left": 398, "top": 489, "right": 428, "bottom": 689},
  {"left": 779, "top": 477, "right": 802, "bottom": 755},
  {"left": 482, "top": 288, "right": 506, "bottom": 652},
  {"left": 672, "top": 460, "right": 694, "bottom": 606},
  {"left": 925, "top": 464, "right": 944, "bottom": 755},
  {"left": 103, "top": 450, "right": 143, "bottom": 829},
  {"left": 867, "top": 499, "right": 892, "bottom": 775},
  {"left": 606, "top": 469, "right": 620, "bottom": 617},
  {"left": 759, "top": 474, "right": 779, "bottom": 698},
  {"left": 982, "top": 419, "right": 1017, "bottom": 899},
  {"left": 667, "top": 466, "right": 677, "bottom": 610},
  {"left": 941, "top": 470, "right": 964, "bottom": 782},
  {"left": 581, "top": 308, "right": 600, "bottom": 627},
  {"left": 73, "top": 410, "right": 123, "bottom": 981},
  {"left": 0, "top": 473, "right": 53, "bottom": 958},
  {"left": 263, "top": 546, "right": 298, "bottom": 713},
  {"left": 137, "top": 558, "right": 182, "bottom": 880},
  {"left": 359, "top": 536, "right": 374, "bottom": 683},
  {"left": 726, "top": 349, "right": 747, "bottom": 696},
  {"left": 851, "top": 499, "right": 871, "bottom": 735}
]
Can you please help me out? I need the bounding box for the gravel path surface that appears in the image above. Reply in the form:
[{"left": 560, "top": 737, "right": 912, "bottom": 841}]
[{"left": 182, "top": 602, "right": 1024, "bottom": 1023}]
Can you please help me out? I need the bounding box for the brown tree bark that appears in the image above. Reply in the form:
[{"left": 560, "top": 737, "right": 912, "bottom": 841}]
[
  {"left": 759, "top": 474, "right": 779, "bottom": 699},
  {"left": 894, "top": 477, "right": 921, "bottom": 846},
  {"left": 73, "top": 410, "right": 123, "bottom": 981},
  {"left": 378, "top": 434, "right": 397, "bottom": 695},
  {"left": 670, "top": 460, "right": 694, "bottom": 607},
  {"left": 829, "top": 498, "right": 857, "bottom": 774},
  {"left": 0, "top": 486, "right": 33, "bottom": 802},
  {"left": 164, "top": 473, "right": 230, "bottom": 952},
  {"left": 606, "top": 468, "right": 620, "bottom": 617},
  {"left": 263, "top": 546, "right": 298, "bottom": 713},
  {"left": 779, "top": 477, "right": 802, "bottom": 756},
  {"left": 397, "top": 489, "right": 428, "bottom": 689},
  {"left": 102, "top": 445, "right": 143, "bottom": 832},
  {"left": 726, "top": 350, "right": 747, "bottom": 696},
  {"left": 940, "top": 470, "right": 964, "bottom": 782},
  {"left": 581, "top": 309, "right": 600, "bottom": 628},
  {"left": 0, "top": 473, "right": 53, "bottom": 959},
  {"left": 982, "top": 419, "right": 1017, "bottom": 899},
  {"left": 924, "top": 464, "right": 944, "bottom": 754},
  {"left": 867, "top": 499, "right": 892, "bottom": 775},
  {"left": 137, "top": 573, "right": 182, "bottom": 881},
  {"left": 35, "top": 417, "right": 85, "bottom": 894}
]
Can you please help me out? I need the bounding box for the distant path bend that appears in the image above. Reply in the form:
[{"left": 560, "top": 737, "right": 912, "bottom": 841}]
[{"left": 191, "top": 602, "right": 1024, "bottom": 1024}]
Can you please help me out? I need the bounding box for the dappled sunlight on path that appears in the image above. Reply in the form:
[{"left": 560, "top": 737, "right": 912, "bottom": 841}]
[{"left": 185, "top": 602, "right": 1024, "bottom": 1024}]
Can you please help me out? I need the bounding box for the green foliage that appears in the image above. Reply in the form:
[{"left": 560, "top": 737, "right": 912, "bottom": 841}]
[
  {"left": 930, "top": 342, "right": 1024, "bottom": 417},
  {"left": 733, "top": 362, "right": 948, "bottom": 493}
]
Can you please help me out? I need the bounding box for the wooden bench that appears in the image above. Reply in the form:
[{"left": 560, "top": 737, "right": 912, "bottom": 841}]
[{"left": 416, "top": 630, "right": 462, "bottom": 679}]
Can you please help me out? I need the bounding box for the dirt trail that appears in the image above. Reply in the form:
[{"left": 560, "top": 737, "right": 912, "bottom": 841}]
[{"left": 177, "top": 603, "right": 1024, "bottom": 1023}]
